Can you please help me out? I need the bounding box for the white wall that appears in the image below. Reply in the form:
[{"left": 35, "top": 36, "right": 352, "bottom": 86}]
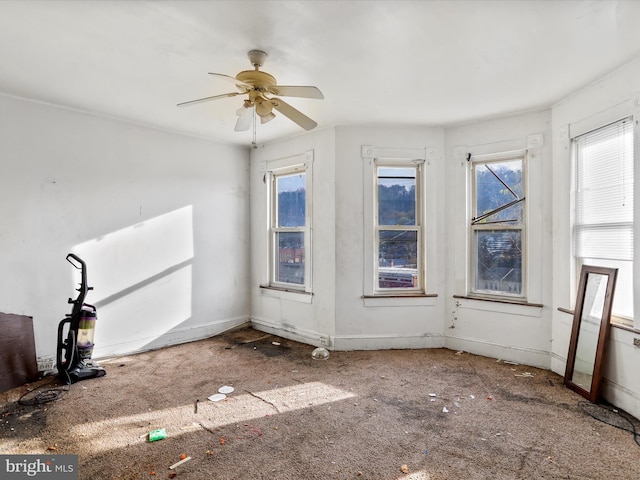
[
  {"left": 0, "top": 94, "right": 251, "bottom": 366},
  {"left": 250, "top": 126, "right": 447, "bottom": 350},
  {"left": 444, "top": 111, "right": 554, "bottom": 368},
  {"left": 551, "top": 58, "right": 640, "bottom": 418},
  {"left": 333, "top": 126, "right": 446, "bottom": 350},
  {"left": 250, "top": 128, "right": 337, "bottom": 347}
]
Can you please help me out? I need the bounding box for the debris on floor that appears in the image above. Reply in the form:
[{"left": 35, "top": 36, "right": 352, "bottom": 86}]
[
  {"left": 311, "top": 347, "right": 330, "bottom": 360},
  {"left": 401, "top": 464, "right": 409, "bottom": 473},
  {"left": 169, "top": 455, "right": 192, "bottom": 470},
  {"left": 148, "top": 428, "right": 166, "bottom": 442}
]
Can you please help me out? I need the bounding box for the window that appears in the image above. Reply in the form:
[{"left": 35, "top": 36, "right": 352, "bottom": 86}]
[
  {"left": 470, "top": 154, "right": 525, "bottom": 298},
  {"left": 268, "top": 155, "right": 311, "bottom": 292},
  {"left": 375, "top": 161, "right": 423, "bottom": 292},
  {"left": 573, "top": 118, "right": 634, "bottom": 323}
]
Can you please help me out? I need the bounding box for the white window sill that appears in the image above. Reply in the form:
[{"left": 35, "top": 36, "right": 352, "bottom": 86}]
[
  {"left": 362, "top": 294, "right": 438, "bottom": 307},
  {"left": 454, "top": 295, "right": 542, "bottom": 318},
  {"left": 260, "top": 285, "right": 313, "bottom": 304},
  {"left": 557, "top": 307, "right": 638, "bottom": 333}
]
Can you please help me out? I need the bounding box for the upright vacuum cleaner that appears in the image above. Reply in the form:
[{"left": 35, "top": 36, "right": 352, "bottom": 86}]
[{"left": 56, "top": 253, "right": 106, "bottom": 383}]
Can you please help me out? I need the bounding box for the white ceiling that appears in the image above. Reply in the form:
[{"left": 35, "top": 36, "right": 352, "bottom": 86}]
[{"left": 2, "top": 0, "right": 640, "bottom": 148}]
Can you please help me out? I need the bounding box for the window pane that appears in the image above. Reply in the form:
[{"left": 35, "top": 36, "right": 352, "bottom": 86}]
[
  {"left": 576, "top": 121, "right": 633, "bottom": 225},
  {"left": 575, "top": 118, "right": 634, "bottom": 319},
  {"left": 277, "top": 173, "right": 305, "bottom": 227},
  {"left": 580, "top": 258, "right": 633, "bottom": 320},
  {"left": 575, "top": 224, "right": 633, "bottom": 261},
  {"left": 378, "top": 167, "right": 416, "bottom": 226},
  {"left": 378, "top": 229, "right": 417, "bottom": 288},
  {"left": 475, "top": 230, "right": 522, "bottom": 295},
  {"left": 474, "top": 160, "right": 523, "bottom": 224},
  {"left": 276, "top": 231, "right": 304, "bottom": 284}
]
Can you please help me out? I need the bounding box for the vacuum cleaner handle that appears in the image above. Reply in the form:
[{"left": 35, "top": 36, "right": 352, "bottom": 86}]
[
  {"left": 66, "top": 253, "right": 91, "bottom": 310},
  {"left": 66, "top": 253, "right": 85, "bottom": 272}
]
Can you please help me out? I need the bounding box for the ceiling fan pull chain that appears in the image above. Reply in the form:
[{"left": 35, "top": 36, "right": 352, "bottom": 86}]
[{"left": 252, "top": 107, "right": 258, "bottom": 149}]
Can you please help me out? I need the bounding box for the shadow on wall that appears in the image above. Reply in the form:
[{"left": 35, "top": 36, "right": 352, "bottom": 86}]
[{"left": 72, "top": 206, "right": 194, "bottom": 357}]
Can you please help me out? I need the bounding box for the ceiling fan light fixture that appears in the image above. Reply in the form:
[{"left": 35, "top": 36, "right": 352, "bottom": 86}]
[
  {"left": 255, "top": 98, "right": 273, "bottom": 117},
  {"left": 260, "top": 112, "right": 276, "bottom": 124}
]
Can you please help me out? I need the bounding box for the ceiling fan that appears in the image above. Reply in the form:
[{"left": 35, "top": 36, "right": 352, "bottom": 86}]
[{"left": 178, "top": 50, "right": 324, "bottom": 132}]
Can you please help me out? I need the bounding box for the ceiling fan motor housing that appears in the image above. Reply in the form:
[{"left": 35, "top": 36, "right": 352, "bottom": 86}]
[{"left": 235, "top": 70, "right": 277, "bottom": 91}]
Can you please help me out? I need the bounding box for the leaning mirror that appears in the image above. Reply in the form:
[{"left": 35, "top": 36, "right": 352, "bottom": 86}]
[{"left": 564, "top": 265, "right": 618, "bottom": 402}]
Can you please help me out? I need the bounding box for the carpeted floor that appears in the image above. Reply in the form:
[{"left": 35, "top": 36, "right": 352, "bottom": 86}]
[{"left": 1, "top": 327, "right": 639, "bottom": 480}]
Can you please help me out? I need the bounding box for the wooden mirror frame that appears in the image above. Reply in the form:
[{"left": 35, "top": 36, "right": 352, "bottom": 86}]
[{"left": 564, "top": 265, "right": 618, "bottom": 402}]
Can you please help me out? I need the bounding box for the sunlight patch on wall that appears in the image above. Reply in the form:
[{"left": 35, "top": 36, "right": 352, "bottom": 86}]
[
  {"left": 72, "top": 206, "right": 194, "bottom": 356},
  {"left": 69, "top": 382, "right": 356, "bottom": 454},
  {"left": 93, "top": 264, "right": 192, "bottom": 356}
]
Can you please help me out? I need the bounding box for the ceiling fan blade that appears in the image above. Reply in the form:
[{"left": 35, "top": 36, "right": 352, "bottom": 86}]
[
  {"left": 177, "top": 91, "right": 242, "bottom": 107},
  {"left": 270, "top": 98, "right": 318, "bottom": 131},
  {"left": 267, "top": 85, "right": 324, "bottom": 99},
  {"left": 235, "top": 107, "right": 254, "bottom": 131},
  {"left": 208, "top": 72, "right": 254, "bottom": 90}
]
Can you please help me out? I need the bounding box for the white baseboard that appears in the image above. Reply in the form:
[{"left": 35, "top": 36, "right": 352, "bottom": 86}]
[
  {"left": 250, "top": 317, "right": 327, "bottom": 348},
  {"left": 602, "top": 378, "right": 640, "bottom": 420},
  {"left": 332, "top": 333, "right": 444, "bottom": 351},
  {"left": 251, "top": 317, "right": 445, "bottom": 351},
  {"left": 444, "top": 334, "right": 551, "bottom": 369}
]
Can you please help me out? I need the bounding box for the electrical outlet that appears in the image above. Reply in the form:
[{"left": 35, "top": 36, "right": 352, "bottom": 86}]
[
  {"left": 37, "top": 356, "right": 55, "bottom": 372},
  {"left": 320, "top": 336, "right": 329, "bottom": 346},
  {"left": 633, "top": 338, "right": 640, "bottom": 348}
]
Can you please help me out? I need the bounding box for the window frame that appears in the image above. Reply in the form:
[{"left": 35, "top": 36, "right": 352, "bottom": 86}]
[
  {"left": 571, "top": 117, "right": 634, "bottom": 327},
  {"left": 266, "top": 152, "right": 313, "bottom": 293},
  {"left": 468, "top": 150, "right": 527, "bottom": 301},
  {"left": 374, "top": 159, "right": 424, "bottom": 294}
]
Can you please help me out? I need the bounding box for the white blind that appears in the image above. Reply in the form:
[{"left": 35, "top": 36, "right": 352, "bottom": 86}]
[{"left": 574, "top": 118, "right": 634, "bottom": 261}]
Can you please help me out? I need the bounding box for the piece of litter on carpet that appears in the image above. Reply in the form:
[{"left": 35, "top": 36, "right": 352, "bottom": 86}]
[
  {"left": 148, "top": 428, "right": 166, "bottom": 442},
  {"left": 169, "top": 456, "right": 192, "bottom": 470},
  {"left": 442, "top": 407, "right": 449, "bottom": 413},
  {"left": 218, "top": 385, "right": 235, "bottom": 394},
  {"left": 208, "top": 393, "right": 226, "bottom": 402}
]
